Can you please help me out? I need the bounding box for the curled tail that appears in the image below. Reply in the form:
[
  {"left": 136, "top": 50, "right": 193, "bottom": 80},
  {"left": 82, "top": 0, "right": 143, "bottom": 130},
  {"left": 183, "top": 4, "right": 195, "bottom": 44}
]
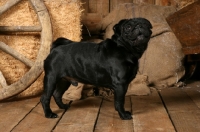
[{"left": 51, "top": 37, "right": 72, "bottom": 50}]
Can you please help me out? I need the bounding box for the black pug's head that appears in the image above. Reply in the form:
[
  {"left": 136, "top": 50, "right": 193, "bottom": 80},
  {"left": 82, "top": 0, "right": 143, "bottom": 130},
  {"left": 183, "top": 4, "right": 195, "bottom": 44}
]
[{"left": 111, "top": 18, "right": 152, "bottom": 58}]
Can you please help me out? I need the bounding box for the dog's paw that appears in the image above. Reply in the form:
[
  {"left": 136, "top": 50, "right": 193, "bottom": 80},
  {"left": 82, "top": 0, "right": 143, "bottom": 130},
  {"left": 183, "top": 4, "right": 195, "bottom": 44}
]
[
  {"left": 45, "top": 112, "right": 58, "bottom": 118},
  {"left": 120, "top": 111, "right": 132, "bottom": 120},
  {"left": 59, "top": 104, "right": 70, "bottom": 110}
]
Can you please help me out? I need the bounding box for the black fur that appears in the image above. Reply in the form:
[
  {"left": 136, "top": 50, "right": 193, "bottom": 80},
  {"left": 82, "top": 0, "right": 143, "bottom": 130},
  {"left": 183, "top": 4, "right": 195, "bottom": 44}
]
[{"left": 41, "top": 18, "right": 152, "bottom": 120}]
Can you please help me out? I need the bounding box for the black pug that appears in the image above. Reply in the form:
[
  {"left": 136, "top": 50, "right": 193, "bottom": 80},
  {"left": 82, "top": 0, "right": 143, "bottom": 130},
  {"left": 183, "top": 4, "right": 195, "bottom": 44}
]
[{"left": 41, "top": 18, "right": 152, "bottom": 120}]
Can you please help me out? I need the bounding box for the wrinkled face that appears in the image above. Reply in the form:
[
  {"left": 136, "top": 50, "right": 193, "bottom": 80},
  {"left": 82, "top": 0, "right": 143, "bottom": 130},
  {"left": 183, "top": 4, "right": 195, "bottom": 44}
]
[{"left": 113, "top": 18, "right": 152, "bottom": 47}]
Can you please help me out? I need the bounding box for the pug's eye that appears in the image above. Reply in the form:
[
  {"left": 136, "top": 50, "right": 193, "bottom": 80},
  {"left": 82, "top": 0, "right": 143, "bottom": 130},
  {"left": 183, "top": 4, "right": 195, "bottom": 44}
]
[{"left": 125, "top": 25, "right": 132, "bottom": 31}]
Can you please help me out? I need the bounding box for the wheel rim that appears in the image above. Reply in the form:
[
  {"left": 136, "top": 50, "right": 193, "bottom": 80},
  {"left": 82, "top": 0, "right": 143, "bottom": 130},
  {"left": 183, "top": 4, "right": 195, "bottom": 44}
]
[{"left": 0, "top": 0, "right": 52, "bottom": 100}]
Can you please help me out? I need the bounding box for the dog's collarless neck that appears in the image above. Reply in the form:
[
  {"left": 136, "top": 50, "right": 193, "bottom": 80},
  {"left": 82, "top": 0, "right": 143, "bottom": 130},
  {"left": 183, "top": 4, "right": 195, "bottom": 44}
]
[{"left": 117, "top": 39, "right": 139, "bottom": 58}]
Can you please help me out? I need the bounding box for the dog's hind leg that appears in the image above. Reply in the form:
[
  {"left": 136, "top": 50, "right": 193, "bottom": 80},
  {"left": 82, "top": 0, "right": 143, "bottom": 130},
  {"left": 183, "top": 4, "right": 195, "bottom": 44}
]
[
  {"left": 41, "top": 74, "right": 58, "bottom": 118},
  {"left": 53, "top": 78, "right": 71, "bottom": 110}
]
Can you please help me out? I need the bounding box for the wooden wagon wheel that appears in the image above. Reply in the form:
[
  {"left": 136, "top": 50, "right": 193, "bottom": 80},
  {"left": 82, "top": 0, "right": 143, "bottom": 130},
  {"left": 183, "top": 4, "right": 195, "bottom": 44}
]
[{"left": 0, "top": 0, "right": 52, "bottom": 100}]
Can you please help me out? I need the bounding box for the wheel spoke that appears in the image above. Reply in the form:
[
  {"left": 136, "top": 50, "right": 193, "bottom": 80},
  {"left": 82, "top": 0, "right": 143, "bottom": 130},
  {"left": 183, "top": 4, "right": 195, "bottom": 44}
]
[
  {"left": 0, "top": 26, "right": 42, "bottom": 32},
  {"left": 0, "top": 0, "right": 52, "bottom": 100},
  {"left": 0, "top": 71, "right": 7, "bottom": 87},
  {"left": 0, "top": 0, "right": 21, "bottom": 16},
  {"left": 0, "top": 41, "right": 34, "bottom": 67}
]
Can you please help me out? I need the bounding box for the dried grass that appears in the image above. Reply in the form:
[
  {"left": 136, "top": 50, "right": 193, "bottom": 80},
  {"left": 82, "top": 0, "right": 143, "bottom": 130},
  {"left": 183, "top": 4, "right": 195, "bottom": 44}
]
[{"left": 0, "top": 0, "right": 82, "bottom": 98}]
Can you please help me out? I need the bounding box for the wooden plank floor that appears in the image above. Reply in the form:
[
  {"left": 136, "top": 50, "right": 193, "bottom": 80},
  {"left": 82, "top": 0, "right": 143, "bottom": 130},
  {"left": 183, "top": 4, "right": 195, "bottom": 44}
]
[{"left": 1, "top": 80, "right": 200, "bottom": 132}]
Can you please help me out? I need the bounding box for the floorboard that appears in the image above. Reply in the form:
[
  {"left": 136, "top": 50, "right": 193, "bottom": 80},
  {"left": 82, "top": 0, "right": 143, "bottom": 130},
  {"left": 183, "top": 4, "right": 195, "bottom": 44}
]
[
  {"left": 131, "top": 88, "right": 175, "bottom": 132},
  {"left": 94, "top": 96, "right": 133, "bottom": 132},
  {"left": 1, "top": 81, "right": 200, "bottom": 132},
  {"left": 160, "top": 87, "right": 200, "bottom": 132},
  {"left": 183, "top": 81, "right": 200, "bottom": 108},
  {"left": 12, "top": 98, "right": 66, "bottom": 132},
  {"left": 0, "top": 97, "right": 39, "bottom": 132},
  {"left": 53, "top": 97, "right": 102, "bottom": 132}
]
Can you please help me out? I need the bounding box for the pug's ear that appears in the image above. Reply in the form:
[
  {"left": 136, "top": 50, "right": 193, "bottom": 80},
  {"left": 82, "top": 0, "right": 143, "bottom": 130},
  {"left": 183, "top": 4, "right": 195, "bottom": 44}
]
[{"left": 113, "top": 19, "right": 128, "bottom": 36}]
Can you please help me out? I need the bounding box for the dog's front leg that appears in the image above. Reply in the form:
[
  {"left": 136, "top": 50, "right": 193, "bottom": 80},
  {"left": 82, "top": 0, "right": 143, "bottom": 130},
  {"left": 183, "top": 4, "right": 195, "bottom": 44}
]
[{"left": 114, "top": 86, "right": 132, "bottom": 120}]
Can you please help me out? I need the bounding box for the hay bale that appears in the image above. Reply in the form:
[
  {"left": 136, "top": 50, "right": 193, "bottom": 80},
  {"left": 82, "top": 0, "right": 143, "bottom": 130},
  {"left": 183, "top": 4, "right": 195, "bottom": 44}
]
[
  {"left": 0, "top": 0, "right": 82, "bottom": 98},
  {"left": 44, "top": 0, "right": 83, "bottom": 41}
]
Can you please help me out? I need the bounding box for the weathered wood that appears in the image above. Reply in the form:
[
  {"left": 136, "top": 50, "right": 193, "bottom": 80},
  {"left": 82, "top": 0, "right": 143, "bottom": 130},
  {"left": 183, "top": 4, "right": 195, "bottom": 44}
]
[
  {"left": 81, "top": 0, "right": 109, "bottom": 34},
  {"left": 94, "top": 96, "right": 133, "bottom": 132},
  {"left": 81, "top": 0, "right": 89, "bottom": 14},
  {"left": 0, "top": 41, "right": 34, "bottom": 67},
  {"left": 155, "top": 0, "right": 177, "bottom": 6},
  {"left": 110, "top": 0, "right": 133, "bottom": 11},
  {"left": 88, "top": 0, "right": 97, "bottom": 13},
  {"left": 0, "top": 97, "right": 40, "bottom": 132},
  {"left": 1, "top": 81, "right": 200, "bottom": 131},
  {"left": 160, "top": 87, "right": 200, "bottom": 132},
  {"left": 0, "top": 0, "right": 52, "bottom": 100},
  {"left": 133, "top": 0, "right": 155, "bottom": 4},
  {"left": 82, "top": 0, "right": 194, "bottom": 36},
  {"left": 29, "top": 0, "right": 53, "bottom": 61},
  {"left": 54, "top": 97, "right": 102, "bottom": 132},
  {"left": 81, "top": 0, "right": 109, "bottom": 15},
  {"left": 160, "top": 88, "right": 199, "bottom": 111},
  {"left": 12, "top": 98, "right": 66, "bottom": 132},
  {"left": 0, "top": 26, "right": 42, "bottom": 32},
  {"left": 82, "top": 13, "right": 102, "bottom": 33},
  {"left": 184, "top": 82, "right": 200, "bottom": 108},
  {"left": 166, "top": 1, "right": 200, "bottom": 54},
  {"left": 0, "top": 71, "right": 7, "bottom": 87},
  {"left": 97, "top": 0, "right": 109, "bottom": 17},
  {"left": 131, "top": 88, "right": 175, "bottom": 132},
  {"left": 0, "top": 0, "right": 21, "bottom": 15}
]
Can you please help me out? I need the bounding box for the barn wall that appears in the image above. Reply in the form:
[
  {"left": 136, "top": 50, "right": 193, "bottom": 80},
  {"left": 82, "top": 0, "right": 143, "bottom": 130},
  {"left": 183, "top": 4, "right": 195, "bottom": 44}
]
[{"left": 81, "top": 0, "right": 197, "bottom": 34}]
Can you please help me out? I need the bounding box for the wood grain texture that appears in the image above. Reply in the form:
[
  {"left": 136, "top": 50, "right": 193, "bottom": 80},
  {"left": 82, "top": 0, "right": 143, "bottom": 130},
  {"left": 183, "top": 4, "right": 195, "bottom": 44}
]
[
  {"left": 12, "top": 98, "right": 66, "bottom": 132},
  {"left": 54, "top": 97, "right": 102, "bottom": 132},
  {"left": 131, "top": 88, "right": 175, "bottom": 132},
  {"left": 0, "top": 0, "right": 21, "bottom": 15},
  {"left": 166, "top": 1, "right": 200, "bottom": 54},
  {"left": 160, "top": 87, "right": 200, "bottom": 132},
  {"left": 0, "top": 0, "right": 52, "bottom": 100},
  {"left": 1, "top": 81, "right": 200, "bottom": 131},
  {"left": 0, "top": 97, "right": 40, "bottom": 132},
  {"left": 95, "top": 97, "right": 133, "bottom": 132}
]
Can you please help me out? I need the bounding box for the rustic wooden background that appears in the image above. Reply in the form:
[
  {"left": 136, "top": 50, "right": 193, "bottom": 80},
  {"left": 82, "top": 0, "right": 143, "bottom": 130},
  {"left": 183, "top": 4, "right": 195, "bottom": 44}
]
[{"left": 80, "top": 0, "right": 196, "bottom": 35}]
